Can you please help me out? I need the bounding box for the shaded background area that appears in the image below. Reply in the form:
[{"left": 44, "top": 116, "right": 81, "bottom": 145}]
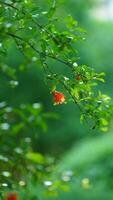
[{"left": 1, "top": 0, "right": 113, "bottom": 199}]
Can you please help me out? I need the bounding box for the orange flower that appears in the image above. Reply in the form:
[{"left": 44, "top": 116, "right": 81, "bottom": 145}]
[
  {"left": 6, "top": 193, "right": 17, "bottom": 200},
  {"left": 52, "top": 91, "right": 65, "bottom": 105}
]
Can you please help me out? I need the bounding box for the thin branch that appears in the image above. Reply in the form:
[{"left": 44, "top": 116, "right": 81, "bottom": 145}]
[
  {"left": 0, "top": 1, "right": 18, "bottom": 10},
  {"left": 8, "top": 32, "right": 72, "bottom": 68},
  {"left": 8, "top": 33, "right": 40, "bottom": 55},
  {"left": 14, "top": 37, "right": 28, "bottom": 59},
  {"left": 1, "top": 0, "right": 73, "bottom": 69},
  {"left": 47, "top": 55, "right": 72, "bottom": 68}
]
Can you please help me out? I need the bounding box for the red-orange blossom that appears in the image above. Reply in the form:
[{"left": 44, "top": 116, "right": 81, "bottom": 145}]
[
  {"left": 6, "top": 193, "right": 17, "bottom": 200},
  {"left": 52, "top": 91, "right": 65, "bottom": 105}
]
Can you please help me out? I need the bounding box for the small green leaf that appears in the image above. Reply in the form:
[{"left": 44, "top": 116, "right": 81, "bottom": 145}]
[
  {"left": 26, "top": 152, "right": 45, "bottom": 164},
  {"left": 66, "top": 15, "right": 78, "bottom": 29}
]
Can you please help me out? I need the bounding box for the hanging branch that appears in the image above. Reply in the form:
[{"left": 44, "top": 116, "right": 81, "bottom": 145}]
[
  {"left": 0, "top": 0, "right": 113, "bottom": 131},
  {"left": 0, "top": 0, "right": 73, "bottom": 68}
]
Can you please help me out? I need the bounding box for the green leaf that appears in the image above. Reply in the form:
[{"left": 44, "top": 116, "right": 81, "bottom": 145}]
[
  {"left": 26, "top": 152, "right": 45, "bottom": 164},
  {"left": 66, "top": 15, "right": 78, "bottom": 29}
]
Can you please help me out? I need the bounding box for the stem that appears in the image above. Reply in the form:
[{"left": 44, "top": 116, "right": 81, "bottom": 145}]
[
  {"left": 47, "top": 55, "right": 72, "bottom": 68},
  {"left": 8, "top": 33, "right": 40, "bottom": 55},
  {"left": 8, "top": 32, "right": 72, "bottom": 68},
  {"left": 1, "top": 0, "right": 73, "bottom": 69},
  {"left": 0, "top": 0, "right": 18, "bottom": 10}
]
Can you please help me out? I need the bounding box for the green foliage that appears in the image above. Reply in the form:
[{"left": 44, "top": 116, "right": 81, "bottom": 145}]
[
  {"left": 0, "top": 0, "right": 112, "bottom": 131},
  {"left": 0, "top": 0, "right": 113, "bottom": 199},
  {"left": 0, "top": 102, "right": 55, "bottom": 198},
  {"left": 47, "top": 133, "right": 113, "bottom": 200}
]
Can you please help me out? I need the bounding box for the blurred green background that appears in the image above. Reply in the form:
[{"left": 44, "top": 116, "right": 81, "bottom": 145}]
[{"left": 1, "top": 0, "right": 113, "bottom": 199}]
